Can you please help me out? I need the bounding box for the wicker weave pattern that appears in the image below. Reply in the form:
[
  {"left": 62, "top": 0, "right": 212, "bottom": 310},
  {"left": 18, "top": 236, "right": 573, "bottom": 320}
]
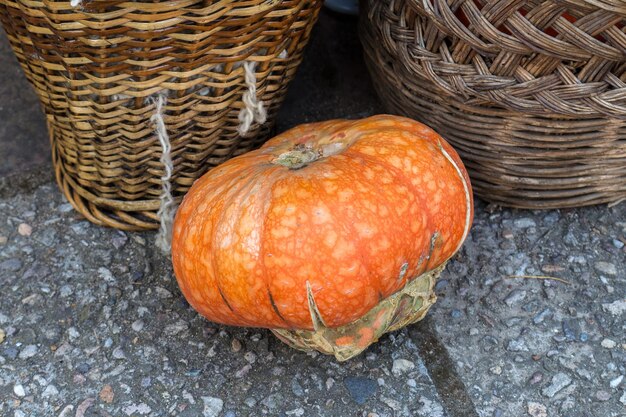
[
  {"left": 0, "top": 0, "right": 322, "bottom": 229},
  {"left": 361, "top": 0, "right": 626, "bottom": 208}
]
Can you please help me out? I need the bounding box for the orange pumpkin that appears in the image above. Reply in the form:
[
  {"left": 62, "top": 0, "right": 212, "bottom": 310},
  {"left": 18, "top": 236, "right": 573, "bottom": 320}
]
[{"left": 172, "top": 115, "right": 473, "bottom": 360}]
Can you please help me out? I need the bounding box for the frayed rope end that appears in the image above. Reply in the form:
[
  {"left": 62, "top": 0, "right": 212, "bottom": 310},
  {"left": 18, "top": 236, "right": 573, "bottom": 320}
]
[{"left": 151, "top": 94, "right": 176, "bottom": 255}]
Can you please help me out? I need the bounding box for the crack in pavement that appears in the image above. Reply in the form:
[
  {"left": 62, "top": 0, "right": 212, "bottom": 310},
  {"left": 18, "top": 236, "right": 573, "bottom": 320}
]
[{"left": 411, "top": 316, "right": 479, "bottom": 417}]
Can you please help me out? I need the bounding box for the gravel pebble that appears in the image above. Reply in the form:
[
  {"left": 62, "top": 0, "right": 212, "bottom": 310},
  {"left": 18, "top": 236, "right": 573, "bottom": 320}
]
[
  {"left": 595, "top": 390, "right": 611, "bottom": 402},
  {"left": 610, "top": 375, "right": 623, "bottom": 388},
  {"left": 99, "top": 384, "right": 114, "bottom": 403},
  {"left": 122, "top": 403, "right": 151, "bottom": 415},
  {"left": 504, "top": 290, "right": 527, "bottom": 306},
  {"left": 13, "top": 384, "right": 26, "bottom": 397},
  {"left": 601, "top": 339, "right": 617, "bottom": 349},
  {"left": 602, "top": 300, "right": 626, "bottom": 316},
  {"left": 131, "top": 320, "right": 144, "bottom": 332},
  {"left": 18, "top": 223, "right": 32, "bottom": 236},
  {"left": 231, "top": 338, "right": 242, "bottom": 353},
  {"left": 594, "top": 262, "right": 617, "bottom": 276},
  {"left": 164, "top": 320, "right": 188, "bottom": 336},
  {"left": 344, "top": 377, "right": 378, "bottom": 405},
  {"left": 506, "top": 339, "right": 529, "bottom": 352},
  {"left": 527, "top": 402, "right": 547, "bottom": 417},
  {"left": 18, "top": 344, "right": 38, "bottom": 359},
  {"left": 514, "top": 218, "right": 536, "bottom": 228},
  {"left": 42, "top": 384, "right": 59, "bottom": 397},
  {"left": 0, "top": 258, "right": 22, "bottom": 272},
  {"left": 542, "top": 373, "right": 572, "bottom": 398},
  {"left": 0, "top": 328, "right": 5, "bottom": 343},
  {"left": 202, "top": 397, "right": 223, "bottom": 417},
  {"left": 392, "top": 358, "right": 415, "bottom": 375},
  {"left": 528, "top": 372, "right": 543, "bottom": 385}
]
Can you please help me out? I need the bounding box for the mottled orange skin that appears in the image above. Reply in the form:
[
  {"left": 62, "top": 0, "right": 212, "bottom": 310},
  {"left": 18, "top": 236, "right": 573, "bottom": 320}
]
[{"left": 172, "top": 115, "right": 473, "bottom": 330}]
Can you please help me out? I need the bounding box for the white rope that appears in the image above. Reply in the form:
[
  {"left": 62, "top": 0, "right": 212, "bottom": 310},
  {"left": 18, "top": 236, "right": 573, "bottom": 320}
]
[
  {"left": 237, "top": 61, "right": 267, "bottom": 137},
  {"left": 70, "top": 0, "right": 82, "bottom": 7},
  {"left": 151, "top": 94, "right": 175, "bottom": 254}
]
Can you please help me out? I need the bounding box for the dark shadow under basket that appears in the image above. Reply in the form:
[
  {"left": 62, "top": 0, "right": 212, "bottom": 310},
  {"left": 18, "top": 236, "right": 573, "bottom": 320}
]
[
  {"left": 0, "top": 0, "right": 322, "bottom": 230},
  {"left": 361, "top": 0, "right": 626, "bottom": 209}
]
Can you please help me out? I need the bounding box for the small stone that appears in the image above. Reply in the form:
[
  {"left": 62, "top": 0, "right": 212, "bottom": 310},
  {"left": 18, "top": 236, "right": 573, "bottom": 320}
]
[
  {"left": 407, "top": 379, "right": 417, "bottom": 388},
  {"left": 542, "top": 373, "right": 572, "bottom": 398},
  {"left": 235, "top": 364, "right": 252, "bottom": 378},
  {"left": 164, "top": 320, "right": 188, "bottom": 336},
  {"left": 504, "top": 289, "right": 527, "bottom": 306},
  {"left": 59, "top": 285, "right": 73, "bottom": 297},
  {"left": 507, "top": 339, "right": 529, "bottom": 352},
  {"left": 231, "top": 338, "right": 242, "bottom": 353},
  {"left": 561, "top": 319, "right": 581, "bottom": 341},
  {"left": 469, "top": 328, "right": 479, "bottom": 336},
  {"left": 155, "top": 287, "right": 172, "bottom": 298},
  {"left": 620, "top": 391, "right": 626, "bottom": 406},
  {"left": 579, "top": 332, "right": 588, "bottom": 342},
  {"left": 450, "top": 309, "right": 462, "bottom": 318},
  {"left": 0, "top": 236, "right": 7, "bottom": 245},
  {"left": 112, "top": 347, "right": 126, "bottom": 360},
  {"left": 326, "top": 378, "right": 335, "bottom": 390},
  {"left": 380, "top": 396, "right": 402, "bottom": 411},
  {"left": 76, "top": 363, "right": 90, "bottom": 374},
  {"left": 595, "top": 390, "right": 610, "bottom": 402},
  {"left": 4, "top": 346, "right": 18, "bottom": 359},
  {"left": 140, "top": 377, "right": 151, "bottom": 388},
  {"left": 68, "top": 327, "right": 80, "bottom": 341},
  {"left": 0, "top": 328, "right": 5, "bottom": 344},
  {"left": 610, "top": 375, "right": 623, "bottom": 388},
  {"left": 612, "top": 239, "right": 625, "bottom": 249},
  {"left": 1, "top": 258, "right": 23, "bottom": 273},
  {"left": 514, "top": 218, "right": 536, "bottom": 228},
  {"left": 18, "top": 223, "right": 32, "bottom": 236},
  {"left": 244, "top": 351, "right": 256, "bottom": 364},
  {"left": 42, "top": 384, "right": 59, "bottom": 397},
  {"left": 502, "top": 229, "right": 514, "bottom": 239},
  {"left": 392, "top": 359, "right": 415, "bottom": 375},
  {"left": 602, "top": 300, "right": 626, "bottom": 316},
  {"left": 100, "top": 384, "right": 114, "bottom": 403},
  {"left": 527, "top": 402, "right": 547, "bottom": 417},
  {"left": 595, "top": 262, "right": 617, "bottom": 276},
  {"left": 58, "top": 405, "right": 74, "bottom": 417},
  {"left": 244, "top": 397, "right": 257, "bottom": 408},
  {"left": 261, "top": 394, "right": 283, "bottom": 410},
  {"left": 291, "top": 378, "right": 304, "bottom": 397},
  {"left": 131, "top": 320, "right": 144, "bottom": 332},
  {"left": 601, "top": 339, "right": 617, "bottom": 349},
  {"left": 13, "top": 384, "right": 25, "bottom": 397},
  {"left": 528, "top": 372, "right": 543, "bottom": 385},
  {"left": 18, "top": 344, "right": 38, "bottom": 359},
  {"left": 122, "top": 403, "right": 151, "bottom": 415},
  {"left": 344, "top": 377, "right": 378, "bottom": 405},
  {"left": 58, "top": 203, "right": 74, "bottom": 213},
  {"left": 490, "top": 365, "right": 502, "bottom": 375}
]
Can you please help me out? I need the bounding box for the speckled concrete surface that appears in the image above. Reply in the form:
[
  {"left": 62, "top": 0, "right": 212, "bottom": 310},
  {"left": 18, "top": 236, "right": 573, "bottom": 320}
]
[{"left": 1, "top": 183, "right": 449, "bottom": 417}]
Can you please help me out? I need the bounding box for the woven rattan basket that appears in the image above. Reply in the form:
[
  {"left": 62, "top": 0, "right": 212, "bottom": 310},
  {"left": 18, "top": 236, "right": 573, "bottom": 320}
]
[
  {"left": 361, "top": 0, "right": 626, "bottom": 209},
  {"left": 0, "top": 0, "right": 322, "bottom": 230}
]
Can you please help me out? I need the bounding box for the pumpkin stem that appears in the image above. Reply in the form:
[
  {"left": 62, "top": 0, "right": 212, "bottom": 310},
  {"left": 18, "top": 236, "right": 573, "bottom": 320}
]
[{"left": 273, "top": 144, "right": 320, "bottom": 169}]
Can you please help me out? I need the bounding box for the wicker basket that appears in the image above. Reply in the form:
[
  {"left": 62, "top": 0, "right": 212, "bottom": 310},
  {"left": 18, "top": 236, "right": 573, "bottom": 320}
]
[
  {"left": 0, "top": 0, "right": 322, "bottom": 229},
  {"left": 361, "top": 0, "right": 626, "bottom": 209}
]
